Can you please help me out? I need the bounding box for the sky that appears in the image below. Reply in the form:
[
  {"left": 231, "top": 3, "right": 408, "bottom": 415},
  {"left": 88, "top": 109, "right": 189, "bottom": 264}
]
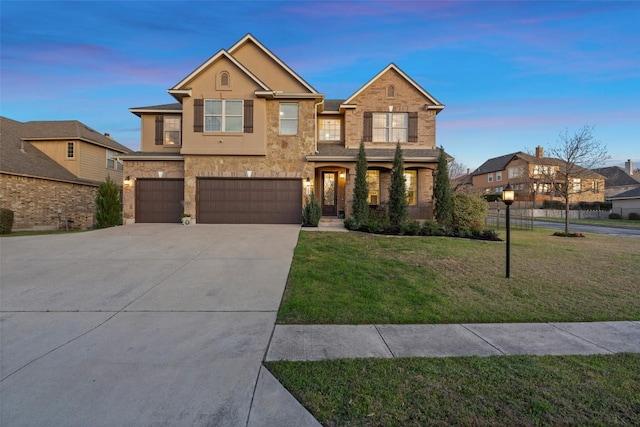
[{"left": 2, "top": 0, "right": 639, "bottom": 171}]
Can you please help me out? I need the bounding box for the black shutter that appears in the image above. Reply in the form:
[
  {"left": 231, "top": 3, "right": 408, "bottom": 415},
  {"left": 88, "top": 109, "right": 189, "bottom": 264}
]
[
  {"left": 363, "top": 112, "right": 372, "bottom": 142},
  {"left": 408, "top": 112, "right": 418, "bottom": 142},
  {"left": 155, "top": 116, "right": 163, "bottom": 145},
  {"left": 194, "top": 99, "right": 203, "bottom": 132},
  {"left": 244, "top": 100, "right": 254, "bottom": 133}
]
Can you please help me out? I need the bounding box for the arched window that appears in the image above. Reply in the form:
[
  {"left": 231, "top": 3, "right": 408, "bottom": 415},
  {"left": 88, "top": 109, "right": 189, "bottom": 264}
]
[
  {"left": 387, "top": 85, "right": 395, "bottom": 98},
  {"left": 220, "top": 71, "right": 230, "bottom": 87}
]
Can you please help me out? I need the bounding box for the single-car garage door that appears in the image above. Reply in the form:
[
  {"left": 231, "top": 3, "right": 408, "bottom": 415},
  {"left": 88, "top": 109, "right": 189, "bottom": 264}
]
[
  {"left": 197, "top": 178, "right": 302, "bottom": 224},
  {"left": 136, "top": 179, "right": 184, "bottom": 223}
]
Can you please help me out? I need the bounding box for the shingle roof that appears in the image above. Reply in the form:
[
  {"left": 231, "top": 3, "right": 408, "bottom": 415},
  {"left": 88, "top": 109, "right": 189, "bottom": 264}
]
[
  {"left": 472, "top": 151, "right": 604, "bottom": 179},
  {"left": 20, "top": 119, "right": 131, "bottom": 153},
  {"left": 0, "top": 117, "right": 94, "bottom": 184},
  {"left": 308, "top": 144, "right": 446, "bottom": 162},
  {"left": 471, "top": 152, "right": 520, "bottom": 175},
  {"left": 592, "top": 166, "right": 640, "bottom": 187},
  {"left": 609, "top": 187, "right": 640, "bottom": 200},
  {"left": 322, "top": 99, "right": 345, "bottom": 112}
]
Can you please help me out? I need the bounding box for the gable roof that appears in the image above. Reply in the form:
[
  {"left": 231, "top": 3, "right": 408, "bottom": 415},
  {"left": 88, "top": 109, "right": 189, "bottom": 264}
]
[
  {"left": 19, "top": 120, "right": 131, "bottom": 153},
  {"left": 592, "top": 166, "right": 640, "bottom": 187},
  {"left": 472, "top": 151, "right": 605, "bottom": 179},
  {"left": 228, "top": 34, "right": 319, "bottom": 94},
  {"left": 169, "top": 49, "right": 270, "bottom": 97},
  {"left": 0, "top": 117, "right": 96, "bottom": 184},
  {"left": 343, "top": 63, "right": 444, "bottom": 109},
  {"left": 471, "top": 152, "right": 520, "bottom": 175}
]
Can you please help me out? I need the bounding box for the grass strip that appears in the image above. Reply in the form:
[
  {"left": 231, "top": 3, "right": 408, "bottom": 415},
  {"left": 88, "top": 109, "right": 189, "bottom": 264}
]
[{"left": 266, "top": 353, "right": 640, "bottom": 426}]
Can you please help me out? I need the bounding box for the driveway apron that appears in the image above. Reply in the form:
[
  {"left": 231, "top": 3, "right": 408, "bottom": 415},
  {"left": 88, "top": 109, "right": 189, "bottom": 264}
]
[{"left": 0, "top": 224, "right": 301, "bottom": 427}]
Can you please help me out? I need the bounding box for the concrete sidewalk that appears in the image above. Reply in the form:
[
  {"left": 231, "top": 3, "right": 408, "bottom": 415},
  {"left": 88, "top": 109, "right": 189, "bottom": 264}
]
[{"left": 266, "top": 321, "right": 640, "bottom": 361}]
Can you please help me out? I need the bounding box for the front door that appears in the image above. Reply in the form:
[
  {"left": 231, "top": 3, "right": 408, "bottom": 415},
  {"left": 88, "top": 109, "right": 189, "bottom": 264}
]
[{"left": 322, "top": 172, "right": 337, "bottom": 216}]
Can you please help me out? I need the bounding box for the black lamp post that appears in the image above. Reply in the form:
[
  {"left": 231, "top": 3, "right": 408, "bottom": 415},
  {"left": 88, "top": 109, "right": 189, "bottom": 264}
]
[{"left": 502, "top": 183, "right": 515, "bottom": 278}]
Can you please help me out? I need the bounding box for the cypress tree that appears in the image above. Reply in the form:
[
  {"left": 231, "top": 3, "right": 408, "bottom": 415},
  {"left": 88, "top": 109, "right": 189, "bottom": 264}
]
[
  {"left": 434, "top": 146, "right": 453, "bottom": 228},
  {"left": 95, "top": 176, "right": 121, "bottom": 228},
  {"left": 352, "top": 141, "right": 369, "bottom": 225},
  {"left": 388, "top": 142, "right": 408, "bottom": 227}
]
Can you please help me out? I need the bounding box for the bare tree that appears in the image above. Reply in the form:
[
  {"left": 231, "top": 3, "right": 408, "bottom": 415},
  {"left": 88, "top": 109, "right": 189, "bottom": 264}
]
[
  {"left": 547, "top": 125, "right": 609, "bottom": 234},
  {"left": 448, "top": 159, "right": 468, "bottom": 179}
]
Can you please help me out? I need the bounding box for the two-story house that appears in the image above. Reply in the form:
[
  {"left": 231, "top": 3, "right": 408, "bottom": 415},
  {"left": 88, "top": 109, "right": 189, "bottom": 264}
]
[
  {"left": 121, "top": 34, "right": 445, "bottom": 224},
  {"left": 0, "top": 117, "right": 131, "bottom": 230},
  {"left": 471, "top": 146, "right": 605, "bottom": 206}
]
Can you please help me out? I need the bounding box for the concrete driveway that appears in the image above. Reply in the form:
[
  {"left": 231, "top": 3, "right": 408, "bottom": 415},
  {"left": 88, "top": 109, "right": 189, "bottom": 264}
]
[{"left": 0, "top": 224, "right": 316, "bottom": 427}]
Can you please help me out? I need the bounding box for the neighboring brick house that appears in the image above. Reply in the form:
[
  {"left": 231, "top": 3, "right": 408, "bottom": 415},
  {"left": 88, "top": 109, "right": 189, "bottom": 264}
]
[
  {"left": 470, "top": 146, "right": 605, "bottom": 206},
  {"left": 593, "top": 160, "right": 640, "bottom": 199},
  {"left": 0, "top": 117, "right": 131, "bottom": 230},
  {"left": 121, "top": 34, "right": 446, "bottom": 224}
]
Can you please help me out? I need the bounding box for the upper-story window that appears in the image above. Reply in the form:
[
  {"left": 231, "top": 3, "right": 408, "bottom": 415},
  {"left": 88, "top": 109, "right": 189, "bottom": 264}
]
[
  {"left": 163, "top": 116, "right": 181, "bottom": 145},
  {"left": 66, "top": 142, "right": 75, "bottom": 159},
  {"left": 220, "top": 71, "right": 230, "bottom": 87},
  {"left": 279, "top": 103, "right": 298, "bottom": 135},
  {"left": 488, "top": 173, "right": 494, "bottom": 183},
  {"left": 205, "top": 100, "right": 243, "bottom": 132},
  {"left": 387, "top": 85, "right": 395, "bottom": 98},
  {"left": 372, "top": 113, "right": 407, "bottom": 142},
  {"left": 106, "top": 149, "right": 123, "bottom": 171},
  {"left": 319, "top": 119, "right": 341, "bottom": 141},
  {"left": 496, "top": 171, "right": 502, "bottom": 181},
  {"left": 508, "top": 165, "right": 523, "bottom": 179}
]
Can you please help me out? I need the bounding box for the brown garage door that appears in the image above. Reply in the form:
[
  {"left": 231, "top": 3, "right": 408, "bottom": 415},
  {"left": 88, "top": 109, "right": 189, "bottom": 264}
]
[
  {"left": 135, "top": 179, "right": 184, "bottom": 223},
  {"left": 197, "top": 178, "right": 302, "bottom": 224}
]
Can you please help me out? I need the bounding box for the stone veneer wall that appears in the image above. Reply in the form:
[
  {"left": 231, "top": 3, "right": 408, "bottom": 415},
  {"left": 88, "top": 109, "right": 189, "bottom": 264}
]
[
  {"left": 0, "top": 173, "right": 98, "bottom": 230},
  {"left": 122, "top": 160, "right": 185, "bottom": 224},
  {"left": 344, "top": 69, "right": 437, "bottom": 150},
  {"left": 182, "top": 99, "right": 317, "bottom": 220}
]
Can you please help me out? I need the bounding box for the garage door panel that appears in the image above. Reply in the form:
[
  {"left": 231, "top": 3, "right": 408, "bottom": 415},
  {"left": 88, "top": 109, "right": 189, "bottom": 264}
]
[
  {"left": 197, "top": 178, "right": 302, "bottom": 224},
  {"left": 136, "top": 179, "right": 184, "bottom": 223}
]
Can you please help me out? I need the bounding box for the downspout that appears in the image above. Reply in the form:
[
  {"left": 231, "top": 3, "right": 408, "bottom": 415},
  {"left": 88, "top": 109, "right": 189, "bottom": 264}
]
[{"left": 313, "top": 99, "right": 324, "bottom": 153}]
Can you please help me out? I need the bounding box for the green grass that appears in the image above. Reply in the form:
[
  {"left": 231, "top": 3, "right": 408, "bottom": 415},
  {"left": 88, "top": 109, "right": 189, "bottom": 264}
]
[
  {"left": 266, "top": 353, "right": 640, "bottom": 427},
  {"left": 534, "top": 217, "right": 640, "bottom": 229},
  {"left": 277, "top": 229, "right": 640, "bottom": 324}
]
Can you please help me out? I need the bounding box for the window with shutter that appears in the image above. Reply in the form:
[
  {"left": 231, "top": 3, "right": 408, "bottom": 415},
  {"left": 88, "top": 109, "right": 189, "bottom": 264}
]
[
  {"left": 155, "top": 116, "right": 163, "bottom": 145},
  {"left": 244, "top": 100, "right": 253, "bottom": 133},
  {"left": 408, "top": 112, "right": 418, "bottom": 142},
  {"left": 363, "top": 112, "right": 373, "bottom": 142},
  {"left": 194, "top": 99, "right": 204, "bottom": 132}
]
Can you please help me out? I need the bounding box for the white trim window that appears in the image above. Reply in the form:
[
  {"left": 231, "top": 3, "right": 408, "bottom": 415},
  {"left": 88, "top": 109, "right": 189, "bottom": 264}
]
[
  {"left": 106, "top": 149, "right": 123, "bottom": 171},
  {"left": 204, "top": 99, "right": 243, "bottom": 132},
  {"left": 163, "top": 116, "right": 181, "bottom": 145},
  {"left": 488, "top": 173, "right": 493, "bottom": 183},
  {"left": 404, "top": 170, "right": 417, "bottom": 205},
  {"left": 496, "top": 171, "right": 502, "bottom": 181},
  {"left": 279, "top": 103, "right": 298, "bottom": 135},
  {"left": 373, "top": 113, "right": 407, "bottom": 142},
  {"left": 366, "top": 170, "right": 380, "bottom": 205},
  {"left": 319, "top": 119, "right": 341, "bottom": 141}
]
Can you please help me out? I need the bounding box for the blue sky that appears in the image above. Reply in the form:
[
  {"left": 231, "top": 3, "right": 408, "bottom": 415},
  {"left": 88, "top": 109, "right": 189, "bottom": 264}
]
[{"left": 2, "top": 1, "right": 639, "bottom": 171}]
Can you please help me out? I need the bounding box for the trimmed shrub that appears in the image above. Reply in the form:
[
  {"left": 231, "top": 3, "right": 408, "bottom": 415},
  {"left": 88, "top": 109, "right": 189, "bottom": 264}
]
[
  {"left": 629, "top": 212, "right": 640, "bottom": 221},
  {"left": 452, "top": 194, "right": 487, "bottom": 231},
  {"left": 609, "top": 212, "right": 622, "bottom": 220},
  {"left": 388, "top": 143, "right": 408, "bottom": 227},
  {"left": 543, "top": 200, "right": 564, "bottom": 210},
  {"left": 402, "top": 220, "right": 422, "bottom": 236},
  {"left": 0, "top": 208, "right": 14, "bottom": 234},
  {"left": 420, "top": 221, "right": 444, "bottom": 236},
  {"left": 96, "top": 176, "right": 121, "bottom": 228},
  {"left": 302, "top": 192, "right": 322, "bottom": 226}
]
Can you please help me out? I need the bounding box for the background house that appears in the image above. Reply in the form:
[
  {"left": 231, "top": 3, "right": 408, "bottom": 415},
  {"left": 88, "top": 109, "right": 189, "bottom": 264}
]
[
  {"left": 609, "top": 187, "right": 640, "bottom": 219},
  {"left": 0, "top": 117, "right": 131, "bottom": 230},
  {"left": 122, "top": 34, "right": 447, "bottom": 224},
  {"left": 593, "top": 160, "right": 640, "bottom": 199},
  {"left": 471, "top": 146, "right": 605, "bottom": 207}
]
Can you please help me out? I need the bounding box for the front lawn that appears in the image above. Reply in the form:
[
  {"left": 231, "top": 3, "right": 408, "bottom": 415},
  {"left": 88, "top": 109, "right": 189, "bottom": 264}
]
[
  {"left": 277, "top": 229, "right": 640, "bottom": 324},
  {"left": 266, "top": 353, "right": 640, "bottom": 426}
]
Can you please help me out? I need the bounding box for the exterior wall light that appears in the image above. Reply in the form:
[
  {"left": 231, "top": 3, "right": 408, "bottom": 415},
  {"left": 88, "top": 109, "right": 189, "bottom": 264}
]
[{"left": 124, "top": 176, "right": 132, "bottom": 187}]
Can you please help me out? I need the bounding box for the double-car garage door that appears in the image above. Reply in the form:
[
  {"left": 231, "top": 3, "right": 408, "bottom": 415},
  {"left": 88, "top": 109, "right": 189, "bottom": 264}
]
[
  {"left": 135, "top": 178, "right": 302, "bottom": 224},
  {"left": 197, "top": 178, "right": 302, "bottom": 224}
]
